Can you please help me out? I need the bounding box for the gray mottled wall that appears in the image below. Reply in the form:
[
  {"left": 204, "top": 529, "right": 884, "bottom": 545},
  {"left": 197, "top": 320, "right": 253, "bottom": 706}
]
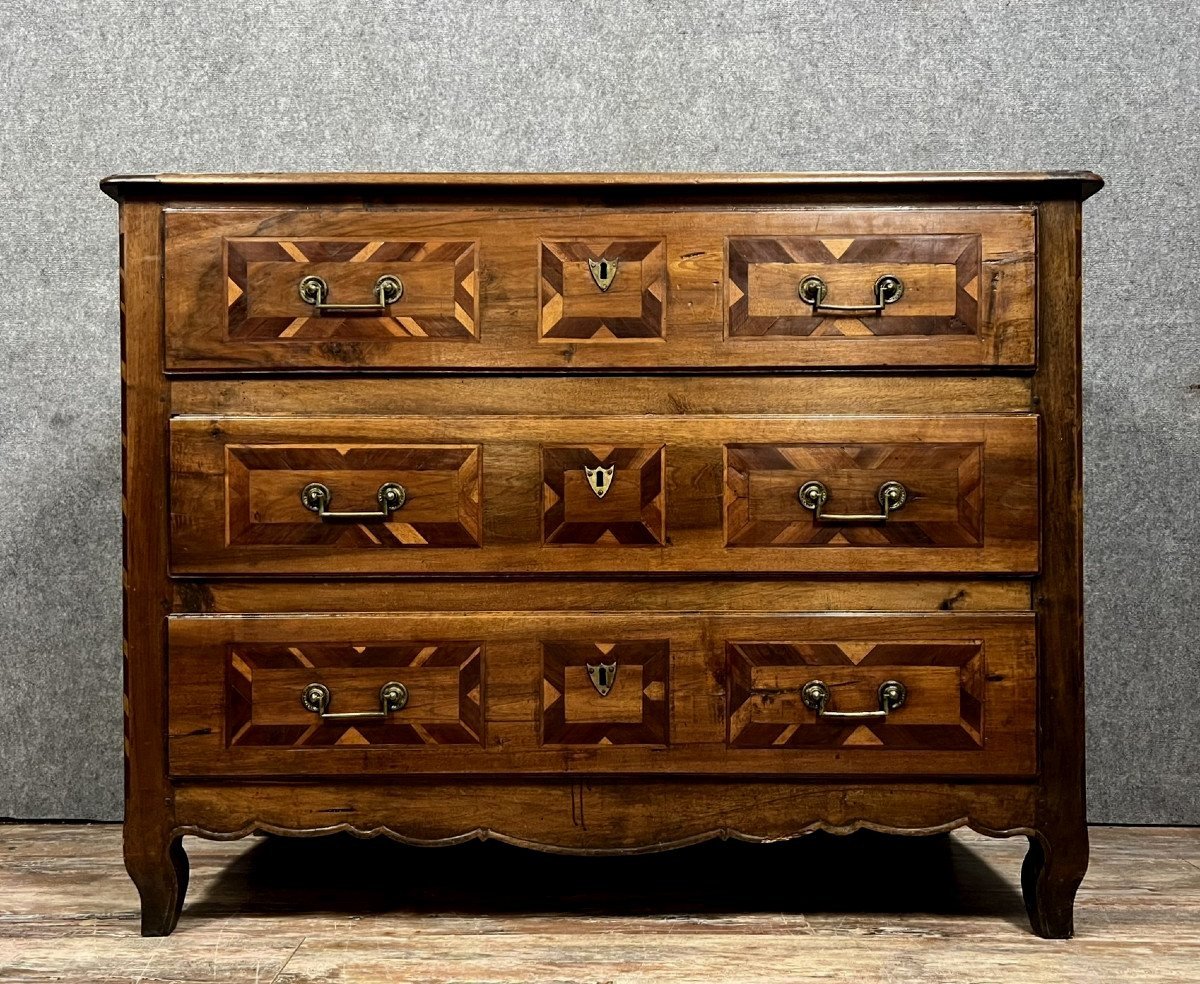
[{"left": 1, "top": 0, "right": 1196, "bottom": 823}]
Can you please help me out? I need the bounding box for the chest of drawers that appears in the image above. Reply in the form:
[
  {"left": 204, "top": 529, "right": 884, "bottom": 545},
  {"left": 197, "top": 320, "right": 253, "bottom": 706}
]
[{"left": 102, "top": 170, "right": 1102, "bottom": 937}]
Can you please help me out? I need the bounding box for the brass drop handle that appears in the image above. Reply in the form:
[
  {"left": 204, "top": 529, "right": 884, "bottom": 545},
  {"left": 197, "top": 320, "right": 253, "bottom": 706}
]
[
  {"left": 302, "top": 681, "right": 408, "bottom": 721},
  {"left": 798, "top": 274, "right": 904, "bottom": 315},
  {"left": 798, "top": 480, "right": 907, "bottom": 522},
  {"left": 300, "top": 482, "right": 406, "bottom": 521},
  {"left": 298, "top": 274, "right": 403, "bottom": 315},
  {"left": 801, "top": 680, "right": 907, "bottom": 720}
]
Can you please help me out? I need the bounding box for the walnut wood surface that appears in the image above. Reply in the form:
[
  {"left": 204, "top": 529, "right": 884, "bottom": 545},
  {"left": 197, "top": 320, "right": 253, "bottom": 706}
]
[
  {"left": 172, "top": 578, "right": 1033, "bottom": 613},
  {"left": 107, "top": 170, "right": 1099, "bottom": 937},
  {"left": 1023, "top": 198, "right": 1090, "bottom": 939},
  {"left": 170, "top": 375, "right": 1033, "bottom": 416},
  {"left": 164, "top": 208, "right": 1034, "bottom": 369},
  {"left": 118, "top": 204, "right": 185, "bottom": 937},
  {"left": 170, "top": 413, "right": 1038, "bottom": 575},
  {"left": 167, "top": 612, "right": 1034, "bottom": 778}
]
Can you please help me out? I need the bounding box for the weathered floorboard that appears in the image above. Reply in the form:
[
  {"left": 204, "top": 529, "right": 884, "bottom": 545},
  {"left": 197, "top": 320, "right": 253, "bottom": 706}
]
[{"left": 0, "top": 824, "right": 1196, "bottom": 982}]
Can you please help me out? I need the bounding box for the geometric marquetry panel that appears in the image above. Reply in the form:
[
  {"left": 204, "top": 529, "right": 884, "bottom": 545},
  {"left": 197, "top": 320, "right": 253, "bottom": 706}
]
[
  {"left": 538, "top": 240, "right": 666, "bottom": 341},
  {"left": 226, "top": 641, "right": 484, "bottom": 747},
  {"left": 725, "top": 442, "right": 983, "bottom": 548},
  {"left": 226, "top": 444, "right": 482, "bottom": 548},
  {"left": 726, "top": 640, "right": 984, "bottom": 750},
  {"left": 225, "top": 239, "right": 478, "bottom": 340},
  {"left": 542, "top": 445, "right": 665, "bottom": 545},
  {"left": 541, "top": 640, "right": 669, "bottom": 746},
  {"left": 727, "top": 235, "right": 980, "bottom": 338}
]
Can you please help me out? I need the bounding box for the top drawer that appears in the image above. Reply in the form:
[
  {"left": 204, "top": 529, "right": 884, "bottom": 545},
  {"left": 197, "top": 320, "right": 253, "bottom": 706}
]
[{"left": 164, "top": 208, "right": 1035, "bottom": 370}]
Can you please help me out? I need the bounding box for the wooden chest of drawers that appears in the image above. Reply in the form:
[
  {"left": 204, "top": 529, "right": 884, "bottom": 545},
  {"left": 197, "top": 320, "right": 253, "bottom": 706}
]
[{"left": 102, "top": 170, "right": 1102, "bottom": 937}]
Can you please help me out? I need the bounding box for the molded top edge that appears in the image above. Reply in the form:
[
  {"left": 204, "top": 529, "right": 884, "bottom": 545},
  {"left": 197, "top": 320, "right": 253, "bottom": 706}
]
[{"left": 100, "top": 170, "right": 1105, "bottom": 202}]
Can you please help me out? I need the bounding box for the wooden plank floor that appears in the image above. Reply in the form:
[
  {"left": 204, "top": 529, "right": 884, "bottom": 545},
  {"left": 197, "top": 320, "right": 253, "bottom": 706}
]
[{"left": 0, "top": 824, "right": 1197, "bottom": 983}]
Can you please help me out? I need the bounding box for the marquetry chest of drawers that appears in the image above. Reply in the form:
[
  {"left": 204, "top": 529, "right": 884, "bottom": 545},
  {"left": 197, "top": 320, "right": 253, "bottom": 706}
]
[{"left": 102, "top": 170, "right": 1102, "bottom": 937}]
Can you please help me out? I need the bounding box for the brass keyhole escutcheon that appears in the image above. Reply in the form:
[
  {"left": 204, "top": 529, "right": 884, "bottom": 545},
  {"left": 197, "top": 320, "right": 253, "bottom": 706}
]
[
  {"left": 588, "top": 257, "right": 619, "bottom": 292},
  {"left": 584, "top": 464, "right": 615, "bottom": 499},
  {"left": 587, "top": 661, "right": 618, "bottom": 696}
]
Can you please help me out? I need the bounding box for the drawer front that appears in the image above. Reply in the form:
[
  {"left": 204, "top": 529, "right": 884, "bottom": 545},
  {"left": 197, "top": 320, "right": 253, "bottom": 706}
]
[
  {"left": 165, "top": 208, "right": 1033, "bottom": 369},
  {"left": 168, "top": 613, "right": 1035, "bottom": 777},
  {"left": 225, "top": 238, "right": 478, "bottom": 342},
  {"left": 170, "top": 415, "right": 1038, "bottom": 575},
  {"left": 728, "top": 640, "right": 986, "bottom": 750},
  {"left": 215, "top": 442, "right": 482, "bottom": 549}
]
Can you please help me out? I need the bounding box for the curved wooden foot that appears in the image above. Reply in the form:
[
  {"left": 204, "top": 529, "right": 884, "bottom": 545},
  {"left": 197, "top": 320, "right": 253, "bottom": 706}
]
[
  {"left": 1021, "top": 829, "right": 1088, "bottom": 939},
  {"left": 126, "top": 833, "right": 189, "bottom": 936}
]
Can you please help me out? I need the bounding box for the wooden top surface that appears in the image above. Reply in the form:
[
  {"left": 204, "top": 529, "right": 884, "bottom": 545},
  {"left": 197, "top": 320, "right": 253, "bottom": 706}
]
[{"left": 100, "top": 170, "right": 1105, "bottom": 202}]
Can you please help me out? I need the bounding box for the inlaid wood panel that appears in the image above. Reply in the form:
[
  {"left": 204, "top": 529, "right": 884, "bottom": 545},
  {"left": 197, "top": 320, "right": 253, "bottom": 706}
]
[
  {"left": 226, "top": 641, "right": 483, "bottom": 748},
  {"left": 542, "top": 445, "right": 665, "bottom": 545},
  {"left": 170, "top": 415, "right": 1037, "bottom": 575},
  {"left": 216, "top": 442, "right": 481, "bottom": 549},
  {"left": 538, "top": 239, "right": 665, "bottom": 341},
  {"left": 167, "top": 612, "right": 1034, "bottom": 777},
  {"left": 727, "top": 234, "right": 979, "bottom": 338},
  {"left": 164, "top": 208, "right": 1034, "bottom": 369},
  {"left": 727, "top": 641, "right": 984, "bottom": 750},
  {"left": 725, "top": 441, "right": 984, "bottom": 548},
  {"left": 541, "top": 640, "right": 669, "bottom": 746},
  {"left": 226, "top": 238, "right": 478, "bottom": 339}
]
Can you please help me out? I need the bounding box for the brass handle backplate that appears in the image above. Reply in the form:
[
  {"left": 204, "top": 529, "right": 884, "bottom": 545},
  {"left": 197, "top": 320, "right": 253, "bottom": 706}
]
[
  {"left": 301, "top": 681, "right": 409, "bottom": 721},
  {"left": 798, "top": 274, "right": 904, "bottom": 315},
  {"left": 300, "top": 482, "right": 406, "bottom": 521},
  {"left": 298, "top": 274, "right": 403, "bottom": 315},
  {"left": 798, "top": 480, "right": 907, "bottom": 522},
  {"left": 801, "top": 679, "right": 907, "bottom": 720}
]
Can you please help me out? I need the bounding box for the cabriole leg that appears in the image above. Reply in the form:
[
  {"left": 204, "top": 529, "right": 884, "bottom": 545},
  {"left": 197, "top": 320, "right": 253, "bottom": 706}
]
[
  {"left": 1021, "top": 828, "right": 1088, "bottom": 939},
  {"left": 125, "top": 831, "right": 189, "bottom": 937}
]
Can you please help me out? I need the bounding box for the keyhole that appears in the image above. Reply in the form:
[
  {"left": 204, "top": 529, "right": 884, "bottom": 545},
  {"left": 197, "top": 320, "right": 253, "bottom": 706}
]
[{"left": 599, "top": 260, "right": 609, "bottom": 280}]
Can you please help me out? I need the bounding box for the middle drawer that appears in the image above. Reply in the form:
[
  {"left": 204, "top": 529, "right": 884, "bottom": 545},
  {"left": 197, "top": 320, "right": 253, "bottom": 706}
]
[{"left": 170, "top": 413, "right": 1038, "bottom": 575}]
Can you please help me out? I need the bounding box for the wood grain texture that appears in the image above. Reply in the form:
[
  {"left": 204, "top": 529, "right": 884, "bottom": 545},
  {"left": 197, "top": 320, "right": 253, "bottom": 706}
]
[
  {"left": 224, "top": 442, "right": 482, "bottom": 548},
  {"left": 164, "top": 208, "right": 1034, "bottom": 369},
  {"left": 227, "top": 237, "right": 478, "bottom": 339},
  {"left": 169, "top": 414, "right": 1038, "bottom": 575},
  {"left": 225, "top": 640, "right": 483, "bottom": 748},
  {"left": 172, "top": 578, "right": 1033, "bottom": 614},
  {"left": 538, "top": 239, "right": 665, "bottom": 340},
  {"left": 542, "top": 639, "right": 670, "bottom": 745},
  {"left": 118, "top": 202, "right": 185, "bottom": 937},
  {"left": 0, "top": 823, "right": 1192, "bottom": 984},
  {"left": 727, "top": 640, "right": 986, "bottom": 750},
  {"left": 1024, "top": 198, "right": 1090, "bottom": 939},
  {"left": 727, "top": 232, "right": 982, "bottom": 338},
  {"left": 166, "top": 613, "right": 1035, "bottom": 778},
  {"left": 170, "top": 375, "right": 1034, "bottom": 417},
  {"left": 170, "top": 779, "right": 1041, "bottom": 848}
]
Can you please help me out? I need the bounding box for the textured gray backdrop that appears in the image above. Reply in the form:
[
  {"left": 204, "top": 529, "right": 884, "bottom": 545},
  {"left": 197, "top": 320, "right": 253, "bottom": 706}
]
[{"left": 0, "top": 1, "right": 1196, "bottom": 823}]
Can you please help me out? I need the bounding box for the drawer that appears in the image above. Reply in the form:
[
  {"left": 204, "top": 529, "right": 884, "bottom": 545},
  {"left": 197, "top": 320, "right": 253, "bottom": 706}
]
[
  {"left": 170, "top": 414, "right": 1039, "bottom": 575},
  {"left": 165, "top": 207, "right": 1034, "bottom": 369},
  {"left": 168, "top": 613, "right": 1035, "bottom": 777}
]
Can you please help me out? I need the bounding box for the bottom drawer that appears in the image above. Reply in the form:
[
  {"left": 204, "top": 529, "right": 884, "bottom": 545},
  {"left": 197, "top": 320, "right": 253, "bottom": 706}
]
[{"left": 168, "top": 612, "right": 1036, "bottom": 778}]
